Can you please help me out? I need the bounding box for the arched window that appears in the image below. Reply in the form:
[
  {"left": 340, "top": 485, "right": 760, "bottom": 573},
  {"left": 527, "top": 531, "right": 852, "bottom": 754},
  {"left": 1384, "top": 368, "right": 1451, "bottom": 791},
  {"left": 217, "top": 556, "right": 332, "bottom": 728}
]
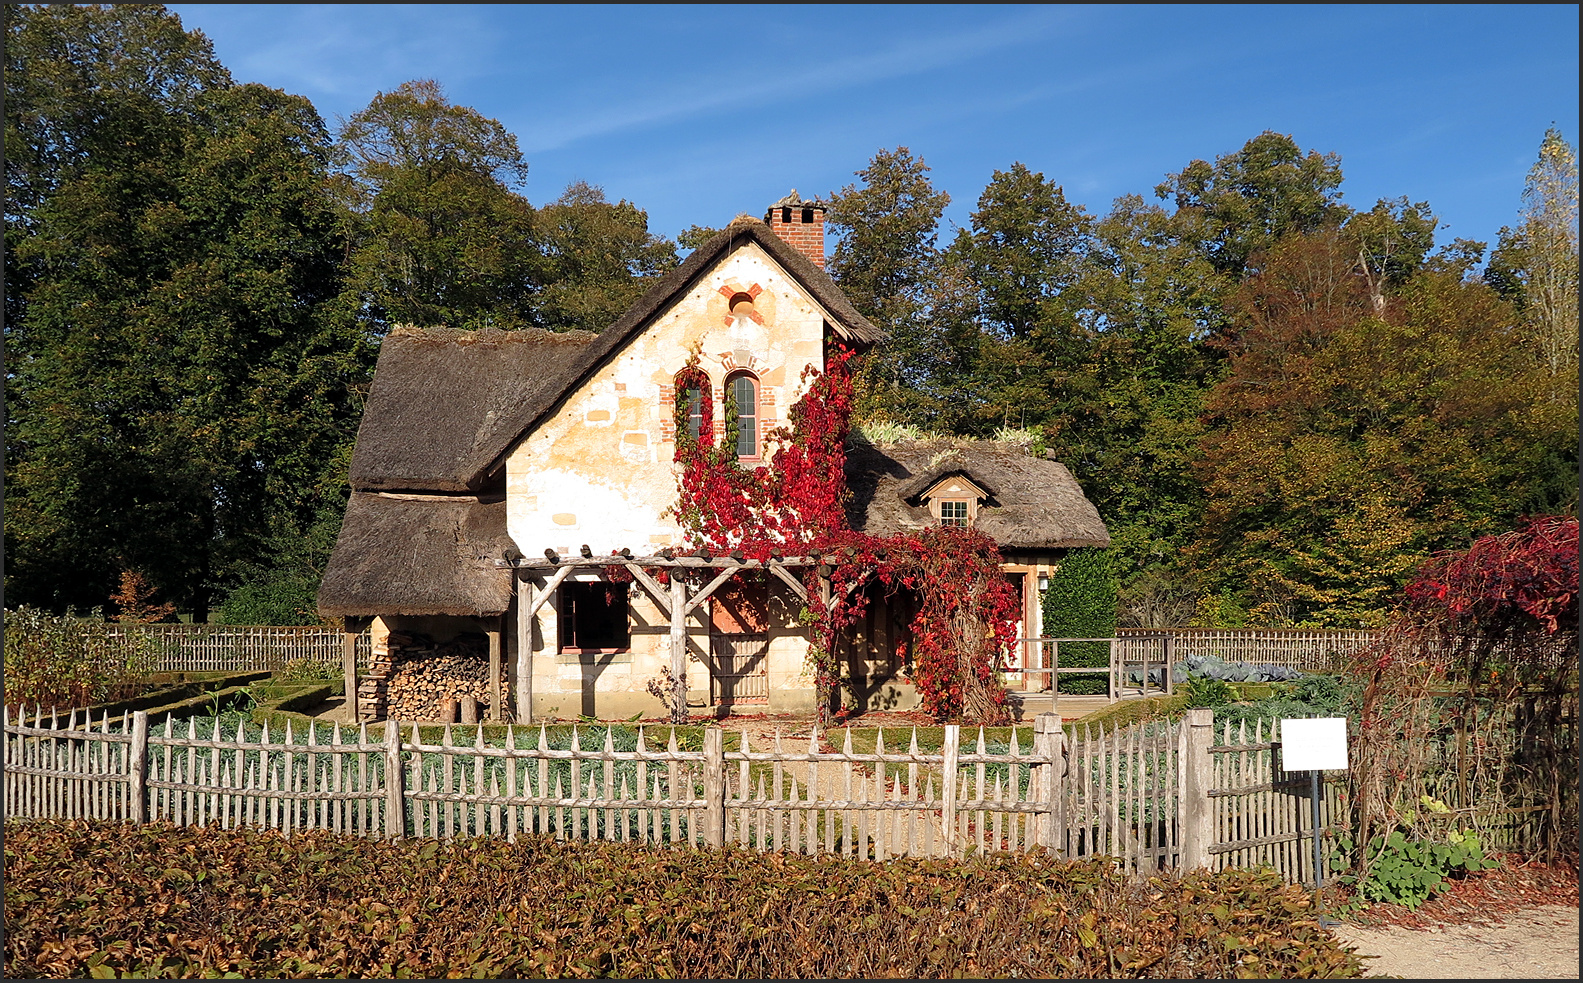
[
  {"left": 674, "top": 366, "right": 712, "bottom": 444},
  {"left": 727, "top": 371, "right": 759, "bottom": 460}
]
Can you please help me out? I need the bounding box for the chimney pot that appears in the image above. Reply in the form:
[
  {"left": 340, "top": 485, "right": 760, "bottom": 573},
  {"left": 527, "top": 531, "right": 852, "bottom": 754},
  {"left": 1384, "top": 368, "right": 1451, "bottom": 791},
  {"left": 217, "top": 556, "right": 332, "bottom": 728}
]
[{"left": 765, "top": 190, "right": 825, "bottom": 269}]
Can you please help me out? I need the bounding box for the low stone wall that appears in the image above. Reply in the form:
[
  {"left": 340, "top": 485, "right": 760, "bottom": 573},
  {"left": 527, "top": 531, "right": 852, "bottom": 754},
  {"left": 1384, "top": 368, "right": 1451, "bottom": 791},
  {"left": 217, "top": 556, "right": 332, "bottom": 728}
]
[{"left": 357, "top": 631, "right": 505, "bottom": 721}]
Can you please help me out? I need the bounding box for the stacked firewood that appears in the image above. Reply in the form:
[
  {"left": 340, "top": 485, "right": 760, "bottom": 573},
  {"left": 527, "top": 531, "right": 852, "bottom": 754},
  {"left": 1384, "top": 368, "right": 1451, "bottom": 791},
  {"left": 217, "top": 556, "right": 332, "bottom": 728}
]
[{"left": 358, "top": 631, "right": 505, "bottom": 721}]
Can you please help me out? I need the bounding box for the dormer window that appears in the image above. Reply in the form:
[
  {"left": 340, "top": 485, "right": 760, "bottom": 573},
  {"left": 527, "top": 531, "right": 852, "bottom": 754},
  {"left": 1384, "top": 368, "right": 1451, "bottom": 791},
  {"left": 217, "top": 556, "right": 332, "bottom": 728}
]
[
  {"left": 939, "top": 500, "right": 970, "bottom": 527},
  {"left": 911, "top": 472, "right": 994, "bottom": 529}
]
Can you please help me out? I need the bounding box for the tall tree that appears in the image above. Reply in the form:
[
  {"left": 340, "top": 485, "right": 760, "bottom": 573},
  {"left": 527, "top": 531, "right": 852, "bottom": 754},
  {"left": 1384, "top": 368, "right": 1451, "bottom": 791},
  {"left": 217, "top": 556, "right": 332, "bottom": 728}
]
[
  {"left": 934, "top": 165, "right": 1094, "bottom": 435},
  {"left": 825, "top": 148, "right": 950, "bottom": 422},
  {"left": 335, "top": 78, "right": 540, "bottom": 332},
  {"left": 5, "top": 5, "right": 364, "bottom": 618},
  {"left": 534, "top": 181, "right": 678, "bottom": 333},
  {"left": 954, "top": 163, "right": 1092, "bottom": 340},
  {"left": 1193, "top": 230, "right": 1567, "bottom": 625},
  {"left": 1488, "top": 128, "right": 1580, "bottom": 375},
  {"left": 1156, "top": 130, "right": 1347, "bottom": 279}
]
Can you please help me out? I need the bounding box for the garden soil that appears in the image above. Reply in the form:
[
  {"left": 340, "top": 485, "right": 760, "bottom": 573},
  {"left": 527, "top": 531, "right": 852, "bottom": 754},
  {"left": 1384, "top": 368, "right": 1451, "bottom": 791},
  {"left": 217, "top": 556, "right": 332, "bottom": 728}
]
[{"left": 1327, "top": 856, "right": 1579, "bottom": 979}]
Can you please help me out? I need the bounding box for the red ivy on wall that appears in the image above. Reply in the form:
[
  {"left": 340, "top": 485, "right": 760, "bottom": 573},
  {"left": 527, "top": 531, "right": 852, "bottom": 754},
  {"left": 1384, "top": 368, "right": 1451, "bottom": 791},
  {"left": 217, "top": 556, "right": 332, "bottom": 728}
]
[{"left": 670, "top": 345, "right": 1018, "bottom": 722}]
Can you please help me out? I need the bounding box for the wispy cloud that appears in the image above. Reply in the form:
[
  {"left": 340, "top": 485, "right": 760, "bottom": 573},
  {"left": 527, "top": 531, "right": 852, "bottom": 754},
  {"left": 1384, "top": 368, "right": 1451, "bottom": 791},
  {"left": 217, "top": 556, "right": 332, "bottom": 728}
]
[
  {"left": 172, "top": 4, "right": 504, "bottom": 113},
  {"left": 517, "top": 8, "right": 1084, "bottom": 152}
]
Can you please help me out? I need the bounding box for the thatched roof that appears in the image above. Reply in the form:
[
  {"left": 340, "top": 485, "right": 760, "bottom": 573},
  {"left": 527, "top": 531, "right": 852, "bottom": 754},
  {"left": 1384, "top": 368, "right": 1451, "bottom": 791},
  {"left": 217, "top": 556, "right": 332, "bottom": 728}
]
[
  {"left": 844, "top": 439, "right": 1110, "bottom": 550},
  {"left": 349, "top": 327, "right": 597, "bottom": 494},
  {"left": 318, "top": 492, "right": 514, "bottom": 618}
]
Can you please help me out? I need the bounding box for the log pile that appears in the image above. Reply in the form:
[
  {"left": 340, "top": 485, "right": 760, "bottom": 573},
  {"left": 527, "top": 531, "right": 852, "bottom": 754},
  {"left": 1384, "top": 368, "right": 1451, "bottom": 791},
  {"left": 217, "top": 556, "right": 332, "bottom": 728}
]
[{"left": 357, "top": 631, "right": 505, "bottom": 721}]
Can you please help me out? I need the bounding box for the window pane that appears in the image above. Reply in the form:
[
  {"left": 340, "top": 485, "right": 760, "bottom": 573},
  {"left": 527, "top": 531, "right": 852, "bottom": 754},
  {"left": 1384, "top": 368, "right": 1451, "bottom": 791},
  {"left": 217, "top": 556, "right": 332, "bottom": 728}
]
[
  {"left": 733, "top": 376, "right": 756, "bottom": 457},
  {"left": 562, "top": 583, "right": 630, "bottom": 650},
  {"left": 685, "top": 387, "right": 703, "bottom": 438}
]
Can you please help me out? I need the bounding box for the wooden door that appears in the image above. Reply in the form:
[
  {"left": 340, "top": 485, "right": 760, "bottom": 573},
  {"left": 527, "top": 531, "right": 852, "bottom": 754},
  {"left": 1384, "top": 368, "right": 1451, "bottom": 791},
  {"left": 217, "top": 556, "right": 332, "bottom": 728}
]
[{"left": 709, "top": 579, "right": 770, "bottom": 704}]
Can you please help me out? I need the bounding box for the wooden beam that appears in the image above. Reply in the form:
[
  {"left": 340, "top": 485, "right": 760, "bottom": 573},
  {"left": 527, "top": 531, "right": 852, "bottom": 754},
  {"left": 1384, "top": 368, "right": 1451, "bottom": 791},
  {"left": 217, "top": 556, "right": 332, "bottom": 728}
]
[
  {"left": 526, "top": 565, "right": 576, "bottom": 618},
  {"left": 516, "top": 564, "right": 576, "bottom": 724},
  {"left": 622, "top": 561, "right": 672, "bottom": 618},
  {"left": 487, "top": 621, "right": 502, "bottom": 722},
  {"left": 683, "top": 565, "right": 741, "bottom": 617},
  {"left": 511, "top": 553, "right": 823, "bottom": 570},
  {"left": 515, "top": 571, "right": 532, "bottom": 724},
  {"left": 767, "top": 561, "right": 809, "bottom": 602},
  {"left": 841, "top": 567, "right": 877, "bottom": 600},
  {"left": 669, "top": 573, "right": 687, "bottom": 724}
]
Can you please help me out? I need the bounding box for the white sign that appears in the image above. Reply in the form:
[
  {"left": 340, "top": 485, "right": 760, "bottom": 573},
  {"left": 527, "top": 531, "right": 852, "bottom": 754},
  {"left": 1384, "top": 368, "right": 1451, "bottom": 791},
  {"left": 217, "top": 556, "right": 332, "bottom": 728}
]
[{"left": 1280, "top": 717, "right": 1349, "bottom": 771}]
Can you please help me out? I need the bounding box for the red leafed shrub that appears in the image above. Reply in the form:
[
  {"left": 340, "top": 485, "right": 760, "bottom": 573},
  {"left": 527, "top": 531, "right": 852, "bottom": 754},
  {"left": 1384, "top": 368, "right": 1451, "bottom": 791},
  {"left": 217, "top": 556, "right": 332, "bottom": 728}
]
[
  {"left": 670, "top": 346, "right": 1016, "bottom": 722},
  {"left": 1404, "top": 515, "right": 1578, "bottom": 637}
]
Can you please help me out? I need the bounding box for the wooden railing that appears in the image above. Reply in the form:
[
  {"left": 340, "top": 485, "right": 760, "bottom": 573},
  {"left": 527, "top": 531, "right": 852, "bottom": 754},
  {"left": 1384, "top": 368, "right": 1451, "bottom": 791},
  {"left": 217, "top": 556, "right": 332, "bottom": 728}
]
[
  {"left": 4, "top": 705, "right": 1361, "bottom": 882},
  {"left": 95, "top": 625, "right": 370, "bottom": 672}
]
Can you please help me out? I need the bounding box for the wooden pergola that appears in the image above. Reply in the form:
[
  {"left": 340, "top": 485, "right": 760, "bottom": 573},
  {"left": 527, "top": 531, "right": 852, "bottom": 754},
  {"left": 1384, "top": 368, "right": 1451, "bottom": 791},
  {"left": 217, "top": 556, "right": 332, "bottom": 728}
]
[
  {"left": 507, "top": 551, "right": 834, "bottom": 723},
  {"left": 336, "top": 550, "right": 886, "bottom": 724}
]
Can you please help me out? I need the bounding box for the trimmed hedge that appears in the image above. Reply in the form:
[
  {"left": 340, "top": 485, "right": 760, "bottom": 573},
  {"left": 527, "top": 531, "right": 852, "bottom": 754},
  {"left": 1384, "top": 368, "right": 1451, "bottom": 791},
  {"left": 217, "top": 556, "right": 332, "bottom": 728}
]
[
  {"left": 1044, "top": 548, "right": 1118, "bottom": 695},
  {"left": 4, "top": 820, "right": 1363, "bottom": 979}
]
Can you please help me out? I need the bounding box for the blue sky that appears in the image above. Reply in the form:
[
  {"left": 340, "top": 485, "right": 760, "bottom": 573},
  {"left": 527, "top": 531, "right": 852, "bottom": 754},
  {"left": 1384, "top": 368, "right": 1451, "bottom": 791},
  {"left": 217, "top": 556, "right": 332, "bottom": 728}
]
[{"left": 168, "top": 4, "right": 1578, "bottom": 255}]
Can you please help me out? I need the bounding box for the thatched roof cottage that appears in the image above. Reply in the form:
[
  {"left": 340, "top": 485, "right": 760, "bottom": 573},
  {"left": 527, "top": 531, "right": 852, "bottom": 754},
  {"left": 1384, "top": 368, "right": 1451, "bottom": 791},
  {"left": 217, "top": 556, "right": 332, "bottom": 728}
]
[{"left": 318, "top": 194, "right": 1108, "bottom": 722}]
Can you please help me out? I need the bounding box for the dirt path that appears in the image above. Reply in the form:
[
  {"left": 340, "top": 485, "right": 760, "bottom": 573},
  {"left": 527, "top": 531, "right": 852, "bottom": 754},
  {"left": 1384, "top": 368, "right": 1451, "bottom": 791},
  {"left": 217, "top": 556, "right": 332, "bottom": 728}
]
[{"left": 1331, "top": 905, "right": 1579, "bottom": 979}]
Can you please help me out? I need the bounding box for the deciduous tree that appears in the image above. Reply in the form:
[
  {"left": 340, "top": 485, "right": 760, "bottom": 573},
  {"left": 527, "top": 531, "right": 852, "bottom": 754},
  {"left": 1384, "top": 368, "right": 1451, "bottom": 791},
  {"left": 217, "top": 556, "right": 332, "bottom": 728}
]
[
  {"left": 1487, "top": 127, "right": 1579, "bottom": 375},
  {"left": 5, "top": 6, "right": 364, "bottom": 619},
  {"left": 335, "top": 78, "right": 540, "bottom": 331},
  {"left": 825, "top": 148, "right": 950, "bottom": 422}
]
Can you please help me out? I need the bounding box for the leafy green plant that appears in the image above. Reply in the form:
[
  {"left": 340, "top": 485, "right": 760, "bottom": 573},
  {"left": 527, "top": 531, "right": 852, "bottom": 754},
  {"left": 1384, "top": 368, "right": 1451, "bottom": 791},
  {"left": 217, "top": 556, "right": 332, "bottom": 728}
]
[
  {"left": 1043, "top": 548, "right": 1118, "bottom": 695},
  {"left": 1337, "top": 813, "right": 1499, "bottom": 909},
  {"left": 2, "top": 607, "right": 155, "bottom": 708},
  {"left": 271, "top": 657, "right": 340, "bottom": 683},
  {"left": 1180, "top": 676, "right": 1235, "bottom": 708}
]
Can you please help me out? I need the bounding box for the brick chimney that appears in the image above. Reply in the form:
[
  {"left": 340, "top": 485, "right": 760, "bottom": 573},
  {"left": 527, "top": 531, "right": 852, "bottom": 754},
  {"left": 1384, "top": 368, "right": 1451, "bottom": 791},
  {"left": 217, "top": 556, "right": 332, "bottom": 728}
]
[{"left": 764, "top": 190, "right": 825, "bottom": 269}]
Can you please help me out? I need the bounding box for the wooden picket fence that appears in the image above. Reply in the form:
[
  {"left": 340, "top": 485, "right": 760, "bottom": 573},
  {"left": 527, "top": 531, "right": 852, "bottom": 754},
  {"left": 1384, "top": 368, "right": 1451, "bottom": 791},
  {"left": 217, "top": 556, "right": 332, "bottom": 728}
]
[
  {"left": 99, "top": 625, "right": 371, "bottom": 672},
  {"left": 1119, "top": 628, "right": 1380, "bottom": 672},
  {"left": 1209, "top": 718, "right": 1344, "bottom": 881},
  {"left": 4, "top": 704, "right": 1350, "bottom": 882}
]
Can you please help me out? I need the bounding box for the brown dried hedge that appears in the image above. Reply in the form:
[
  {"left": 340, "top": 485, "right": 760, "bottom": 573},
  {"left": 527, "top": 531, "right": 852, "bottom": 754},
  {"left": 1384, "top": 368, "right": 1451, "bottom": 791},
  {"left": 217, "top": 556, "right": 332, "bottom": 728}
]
[{"left": 3, "top": 820, "right": 1363, "bottom": 979}]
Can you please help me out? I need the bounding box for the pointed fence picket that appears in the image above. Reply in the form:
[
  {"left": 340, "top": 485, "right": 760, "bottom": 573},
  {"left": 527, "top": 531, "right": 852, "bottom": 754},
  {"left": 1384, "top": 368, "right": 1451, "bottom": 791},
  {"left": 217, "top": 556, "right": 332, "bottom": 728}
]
[
  {"left": 2, "top": 705, "right": 1358, "bottom": 883},
  {"left": 1207, "top": 717, "right": 1344, "bottom": 881}
]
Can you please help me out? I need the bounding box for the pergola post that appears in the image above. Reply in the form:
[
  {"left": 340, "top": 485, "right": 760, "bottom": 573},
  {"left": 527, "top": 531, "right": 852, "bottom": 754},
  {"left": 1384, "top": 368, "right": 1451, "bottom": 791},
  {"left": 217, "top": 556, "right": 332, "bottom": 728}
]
[
  {"left": 515, "top": 570, "right": 531, "bottom": 723},
  {"left": 342, "top": 616, "right": 368, "bottom": 723},
  {"left": 487, "top": 617, "right": 502, "bottom": 722},
  {"left": 669, "top": 573, "right": 687, "bottom": 724}
]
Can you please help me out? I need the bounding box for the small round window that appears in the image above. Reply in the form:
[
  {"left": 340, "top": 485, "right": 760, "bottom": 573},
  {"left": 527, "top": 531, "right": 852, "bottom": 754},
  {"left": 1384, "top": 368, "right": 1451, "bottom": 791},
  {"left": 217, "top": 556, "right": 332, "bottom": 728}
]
[{"left": 729, "top": 292, "right": 755, "bottom": 320}]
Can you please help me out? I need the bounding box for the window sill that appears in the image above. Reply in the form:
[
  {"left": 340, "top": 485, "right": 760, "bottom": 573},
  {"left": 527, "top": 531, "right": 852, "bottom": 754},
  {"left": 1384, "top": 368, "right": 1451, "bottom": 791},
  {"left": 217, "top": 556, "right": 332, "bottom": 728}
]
[{"left": 556, "top": 648, "right": 633, "bottom": 665}]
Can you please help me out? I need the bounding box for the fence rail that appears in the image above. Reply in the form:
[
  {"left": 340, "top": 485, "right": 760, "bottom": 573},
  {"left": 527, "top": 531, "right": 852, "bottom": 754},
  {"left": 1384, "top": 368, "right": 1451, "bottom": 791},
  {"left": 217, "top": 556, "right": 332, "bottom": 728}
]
[
  {"left": 97, "top": 625, "right": 371, "bottom": 672},
  {"left": 5, "top": 705, "right": 1365, "bottom": 882},
  {"left": 1118, "top": 628, "right": 1380, "bottom": 672}
]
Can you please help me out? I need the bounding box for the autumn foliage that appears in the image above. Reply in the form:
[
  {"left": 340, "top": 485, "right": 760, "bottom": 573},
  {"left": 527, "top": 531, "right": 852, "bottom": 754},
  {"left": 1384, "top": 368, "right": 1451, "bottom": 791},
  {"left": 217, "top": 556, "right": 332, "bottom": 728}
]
[
  {"left": 1348, "top": 516, "right": 1579, "bottom": 863},
  {"left": 3, "top": 820, "right": 1366, "bottom": 979},
  {"left": 670, "top": 346, "right": 1018, "bottom": 722}
]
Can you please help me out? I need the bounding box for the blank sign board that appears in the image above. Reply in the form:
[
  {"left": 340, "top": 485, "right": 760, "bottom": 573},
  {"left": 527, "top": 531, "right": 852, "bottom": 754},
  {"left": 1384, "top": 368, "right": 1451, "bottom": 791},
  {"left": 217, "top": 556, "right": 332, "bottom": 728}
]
[{"left": 1280, "top": 717, "right": 1349, "bottom": 771}]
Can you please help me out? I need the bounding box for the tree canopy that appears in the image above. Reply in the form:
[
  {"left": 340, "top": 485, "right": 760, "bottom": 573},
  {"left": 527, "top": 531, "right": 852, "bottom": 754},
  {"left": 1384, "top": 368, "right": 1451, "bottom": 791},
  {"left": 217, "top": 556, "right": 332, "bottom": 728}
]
[{"left": 5, "top": 9, "right": 1573, "bottom": 629}]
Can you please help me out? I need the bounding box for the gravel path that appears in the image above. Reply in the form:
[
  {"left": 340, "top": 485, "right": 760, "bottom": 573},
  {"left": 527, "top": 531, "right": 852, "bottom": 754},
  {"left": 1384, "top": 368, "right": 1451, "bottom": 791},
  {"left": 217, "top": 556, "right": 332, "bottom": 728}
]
[{"left": 1331, "top": 904, "right": 1579, "bottom": 979}]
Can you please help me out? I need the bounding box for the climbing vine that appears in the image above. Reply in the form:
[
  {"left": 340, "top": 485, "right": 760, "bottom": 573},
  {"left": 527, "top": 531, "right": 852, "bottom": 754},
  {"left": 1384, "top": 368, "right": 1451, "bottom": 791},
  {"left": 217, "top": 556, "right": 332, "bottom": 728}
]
[
  {"left": 1349, "top": 515, "right": 1579, "bottom": 865},
  {"left": 670, "top": 345, "right": 1018, "bottom": 723}
]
